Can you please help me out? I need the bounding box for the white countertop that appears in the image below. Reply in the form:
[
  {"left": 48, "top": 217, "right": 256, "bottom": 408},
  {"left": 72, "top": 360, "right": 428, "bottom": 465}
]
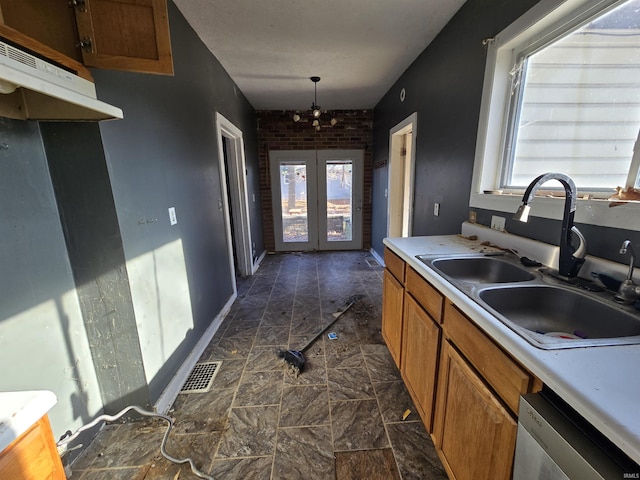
[
  {"left": 383, "top": 229, "right": 640, "bottom": 465},
  {"left": 0, "top": 390, "right": 57, "bottom": 452}
]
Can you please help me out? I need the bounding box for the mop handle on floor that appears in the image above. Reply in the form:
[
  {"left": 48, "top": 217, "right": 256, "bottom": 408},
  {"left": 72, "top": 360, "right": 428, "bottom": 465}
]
[{"left": 299, "top": 294, "right": 364, "bottom": 353}]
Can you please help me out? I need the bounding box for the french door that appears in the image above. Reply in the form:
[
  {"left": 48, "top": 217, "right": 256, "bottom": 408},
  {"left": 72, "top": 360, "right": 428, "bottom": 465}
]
[{"left": 270, "top": 149, "right": 363, "bottom": 251}]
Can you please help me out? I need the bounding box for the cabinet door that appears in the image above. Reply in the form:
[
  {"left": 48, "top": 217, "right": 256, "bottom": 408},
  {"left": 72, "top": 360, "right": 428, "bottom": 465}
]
[
  {"left": 74, "top": 0, "right": 174, "bottom": 75},
  {"left": 382, "top": 269, "right": 404, "bottom": 368},
  {"left": 0, "top": 415, "right": 66, "bottom": 480},
  {"left": 433, "top": 341, "right": 517, "bottom": 480},
  {"left": 401, "top": 293, "right": 440, "bottom": 432},
  {"left": 0, "top": 0, "right": 82, "bottom": 61}
]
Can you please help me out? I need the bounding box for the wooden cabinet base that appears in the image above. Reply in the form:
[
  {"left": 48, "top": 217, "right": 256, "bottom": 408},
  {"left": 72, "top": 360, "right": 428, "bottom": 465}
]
[
  {"left": 401, "top": 293, "right": 440, "bottom": 432},
  {"left": 382, "top": 269, "right": 404, "bottom": 368},
  {"left": 0, "top": 415, "right": 66, "bottom": 480},
  {"left": 434, "top": 342, "right": 517, "bottom": 480}
]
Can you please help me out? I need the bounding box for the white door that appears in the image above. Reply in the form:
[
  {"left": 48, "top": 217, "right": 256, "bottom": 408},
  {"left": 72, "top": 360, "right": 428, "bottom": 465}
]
[
  {"left": 215, "top": 112, "right": 253, "bottom": 280},
  {"left": 270, "top": 149, "right": 363, "bottom": 251}
]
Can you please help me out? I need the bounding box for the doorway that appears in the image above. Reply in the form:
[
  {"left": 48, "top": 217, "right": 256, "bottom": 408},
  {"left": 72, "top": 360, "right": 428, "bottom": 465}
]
[
  {"left": 270, "top": 149, "right": 364, "bottom": 251},
  {"left": 215, "top": 112, "right": 253, "bottom": 284},
  {"left": 388, "top": 113, "right": 417, "bottom": 237}
]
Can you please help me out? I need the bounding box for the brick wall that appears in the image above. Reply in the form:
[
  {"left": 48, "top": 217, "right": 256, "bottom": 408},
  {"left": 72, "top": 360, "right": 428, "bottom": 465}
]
[{"left": 257, "top": 110, "right": 374, "bottom": 251}]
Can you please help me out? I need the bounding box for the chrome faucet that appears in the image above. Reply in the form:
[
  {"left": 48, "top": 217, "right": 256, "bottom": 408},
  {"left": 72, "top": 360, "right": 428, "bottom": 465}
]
[
  {"left": 614, "top": 240, "right": 640, "bottom": 304},
  {"left": 513, "top": 172, "right": 586, "bottom": 278}
]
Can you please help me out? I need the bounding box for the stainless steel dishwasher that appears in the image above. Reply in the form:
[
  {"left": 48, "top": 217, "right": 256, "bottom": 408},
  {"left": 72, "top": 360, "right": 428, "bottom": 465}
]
[{"left": 513, "top": 391, "right": 639, "bottom": 479}]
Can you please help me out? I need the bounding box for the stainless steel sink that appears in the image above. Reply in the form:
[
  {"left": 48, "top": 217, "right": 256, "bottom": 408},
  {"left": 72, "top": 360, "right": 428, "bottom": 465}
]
[
  {"left": 430, "top": 256, "right": 535, "bottom": 283},
  {"left": 477, "top": 285, "right": 640, "bottom": 348},
  {"left": 415, "top": 252, "right": 640, "bottom": 349}
]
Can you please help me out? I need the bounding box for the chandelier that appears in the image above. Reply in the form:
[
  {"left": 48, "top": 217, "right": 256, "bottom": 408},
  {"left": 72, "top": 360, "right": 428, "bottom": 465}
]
[{"left": 293, "top": 76, "right": 337, "bottom": 130}]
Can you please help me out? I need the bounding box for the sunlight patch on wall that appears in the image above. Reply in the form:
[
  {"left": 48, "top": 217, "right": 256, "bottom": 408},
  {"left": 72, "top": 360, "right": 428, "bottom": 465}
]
[
  {"left": 126, "top": 238, "right": 195, "bottom": 384},
  {"left": 0, "top": 291, "right": 102, "bottom": 437}
]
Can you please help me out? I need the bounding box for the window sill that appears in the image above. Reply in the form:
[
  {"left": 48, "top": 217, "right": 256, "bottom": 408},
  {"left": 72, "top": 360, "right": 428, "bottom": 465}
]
[{"left": 469, "top": 192, "right": 640, "bottom": 231}]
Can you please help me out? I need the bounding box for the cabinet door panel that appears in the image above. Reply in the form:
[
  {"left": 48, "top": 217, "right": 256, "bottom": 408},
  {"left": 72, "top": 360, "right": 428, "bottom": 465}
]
[
  {"left": 401, "top": 293, "right": 440, "bottom": 431},
  {"left": 0, "top": 0, "right": 81, "bottom": 61},
  {"left": 75, "top": 0, "right": 173, "bottom": 75},
  {"left": 434, "top": 342, "right": 517, "bottom": 480},
  {"left": 382, "top": 269, "right": 404, "bottom": 368},
  {"left": 0, "top": 415, "right": 66, "bottom": 480}
]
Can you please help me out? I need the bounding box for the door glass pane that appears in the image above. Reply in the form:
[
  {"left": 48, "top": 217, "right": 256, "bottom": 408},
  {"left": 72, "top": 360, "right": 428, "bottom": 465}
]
[
  {"left": 326, "top": 160, "right": 352, "bottom": 242},
  {"left": 280, "top": 163, "right": 308, "bottom": 243}
]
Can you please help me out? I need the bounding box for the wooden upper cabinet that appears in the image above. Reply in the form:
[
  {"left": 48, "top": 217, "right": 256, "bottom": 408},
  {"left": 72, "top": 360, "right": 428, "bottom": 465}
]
[
  {"left": 0, "top": 0, "right": 81, "bottom": 60},
  {"left": 74, "top": 0, "right": 174, "bottom": 75},
  {"left": 0, "top": 0, "right": 173, "bottom": 76}
]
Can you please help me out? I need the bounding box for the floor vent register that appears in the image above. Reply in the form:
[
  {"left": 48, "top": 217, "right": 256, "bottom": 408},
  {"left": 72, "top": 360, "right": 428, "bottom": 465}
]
[{"left": 179, "top": 361, "right": 222, "bottom": 394}]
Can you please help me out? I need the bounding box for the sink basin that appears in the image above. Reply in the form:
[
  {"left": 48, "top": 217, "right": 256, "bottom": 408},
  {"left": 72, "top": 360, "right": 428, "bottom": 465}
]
[
  {"left": 430, "top": 256, "right": 535, "bottom": 283},
  {"left": 478, "top": 285, "right": 640, "bottom": 348}
]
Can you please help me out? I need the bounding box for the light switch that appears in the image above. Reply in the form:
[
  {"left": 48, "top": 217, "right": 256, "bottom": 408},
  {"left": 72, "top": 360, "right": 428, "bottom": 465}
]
[{"left": 168, "top": 207, "right": 177, "bottom": 225}]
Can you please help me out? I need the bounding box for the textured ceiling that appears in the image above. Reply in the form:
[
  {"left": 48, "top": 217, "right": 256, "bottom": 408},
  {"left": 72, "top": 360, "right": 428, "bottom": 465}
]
[{"left": 173, "top": 0, "right": 466, "bottom": 110}]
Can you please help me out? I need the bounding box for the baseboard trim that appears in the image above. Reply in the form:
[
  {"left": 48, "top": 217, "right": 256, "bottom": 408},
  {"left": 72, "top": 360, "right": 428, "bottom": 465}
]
[
  {"left": 252, "top": 249, "right": 267, "bottom": 274},
  {"left": 369, "top": 247, "right": 384, "bottom": 267}
]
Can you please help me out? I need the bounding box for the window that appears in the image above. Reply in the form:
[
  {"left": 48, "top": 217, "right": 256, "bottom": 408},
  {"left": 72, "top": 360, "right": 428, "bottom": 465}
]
[
  {"left": 506, "top": 0, "right": 640, "bottom": 191},
  {"left": 471, "top": 0, "right": 640, "bottom": 230}
]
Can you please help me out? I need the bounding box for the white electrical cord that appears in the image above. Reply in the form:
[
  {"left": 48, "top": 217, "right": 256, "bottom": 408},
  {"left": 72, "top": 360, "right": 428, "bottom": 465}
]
[{"left": 57, "top": 405, "right": 214, "bottom": 480}]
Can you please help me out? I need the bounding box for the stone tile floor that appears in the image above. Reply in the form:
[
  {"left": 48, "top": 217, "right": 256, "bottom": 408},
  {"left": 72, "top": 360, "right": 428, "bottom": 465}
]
[{"left": 69, "top": 251, "right": 448, "bottom": 479}]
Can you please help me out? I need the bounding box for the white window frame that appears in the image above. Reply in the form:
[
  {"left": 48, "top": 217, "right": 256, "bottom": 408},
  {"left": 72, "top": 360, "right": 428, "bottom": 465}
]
[{"left": 470, "top": 0, "right": 640, "bottom": 230}]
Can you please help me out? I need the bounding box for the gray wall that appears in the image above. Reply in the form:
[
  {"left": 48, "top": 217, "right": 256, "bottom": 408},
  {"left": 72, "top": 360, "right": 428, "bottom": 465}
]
[
  {"left": 0, "top": 0, "right": 263, "bottom": 451},
  {"left": 372, "top": 0, "right": 541, "bottom": 257},
  {"left": 92, "top": 0, "right": 263, "bottom": 400},
  {"left": 0, "top": 118, "right": 103, "bottom": 440},
  {"left": 371, "top": 0, "right": 640, "bottom": 265}
]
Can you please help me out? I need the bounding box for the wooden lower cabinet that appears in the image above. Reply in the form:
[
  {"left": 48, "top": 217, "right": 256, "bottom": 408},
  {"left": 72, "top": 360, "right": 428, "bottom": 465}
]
[
  {"left": 382, "top": 269, "right": 404, "bottom": 368},
  {"left": 0, "top": 415, "right": 66, "bottom": 480},
  {"left": 381, "top": 247, "right": 540, "bottom": 479},
  {"left": 400, "top": 293, "right": 440, "bottom": 431},
  {"left": 433, "top": 341, "right": 517, "bottom": 480}
]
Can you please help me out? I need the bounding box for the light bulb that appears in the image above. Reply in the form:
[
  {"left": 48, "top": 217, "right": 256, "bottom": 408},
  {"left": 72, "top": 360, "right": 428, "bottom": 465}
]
[
  {"left": 292, "top": 113, "right": 301, "bottom": 122},
  {"left": 313, "top": 109, "right": 321, "bottom": 118},
  {"left": 312, "top": 119, "right": 319, "bottom": 127}
]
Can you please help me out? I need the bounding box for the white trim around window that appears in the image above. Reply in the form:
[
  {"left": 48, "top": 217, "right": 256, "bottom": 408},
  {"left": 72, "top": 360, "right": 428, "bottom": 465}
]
[{"left": 470, "top": 0, "right": 640, "bottom": 231}]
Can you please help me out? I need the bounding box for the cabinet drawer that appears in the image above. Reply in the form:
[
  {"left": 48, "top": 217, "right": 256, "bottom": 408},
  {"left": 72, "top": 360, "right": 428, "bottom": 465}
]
[
  {"left": 384, "top": 247, "right": 405, "bottom": 284},
  {"left": 406, "top": 267, "right": 443, "bottom": 323},
  {"left": 443, "top": 301, "right": 537, "bottom": 414}
]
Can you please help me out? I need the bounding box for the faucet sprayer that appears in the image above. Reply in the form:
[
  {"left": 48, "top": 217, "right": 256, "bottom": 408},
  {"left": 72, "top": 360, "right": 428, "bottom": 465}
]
[
  {"left": 614, "top": 240, "right": 640, "bottom": 304},
  {"left": 513, "top": 172, "right": 586, "bottom": 278}
]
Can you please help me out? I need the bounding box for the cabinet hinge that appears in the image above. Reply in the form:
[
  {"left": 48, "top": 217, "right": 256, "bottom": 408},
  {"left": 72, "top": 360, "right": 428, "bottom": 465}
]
[
  {"left": 76, "top": 37, "right": 93, "bottom": 51},
  {"left": 69, "top": 0, "right": 87, "bottom": 11}
]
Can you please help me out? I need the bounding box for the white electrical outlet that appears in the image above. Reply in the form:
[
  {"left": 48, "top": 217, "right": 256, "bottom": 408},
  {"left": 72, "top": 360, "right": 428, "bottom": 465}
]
[
  {"left": 491, "top": 215, "right": 506, "bottom": 231},
  {"left": 434, "top": 203, "right": 440, "bottom": 216}
]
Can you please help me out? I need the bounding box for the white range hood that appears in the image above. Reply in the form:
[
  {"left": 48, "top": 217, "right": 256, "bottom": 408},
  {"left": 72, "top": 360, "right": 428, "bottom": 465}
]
[{"left": 0, "top": 39, "right": 122, "bottom": 121}]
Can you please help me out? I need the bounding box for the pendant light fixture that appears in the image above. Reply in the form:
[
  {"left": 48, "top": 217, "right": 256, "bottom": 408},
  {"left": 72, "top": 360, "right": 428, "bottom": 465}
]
[
  {"left": 292, "top": 76, "right": 337, "bottom": 130},
  {"left": 310, "top": 76, "right": 321, "bottom": 119}
]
